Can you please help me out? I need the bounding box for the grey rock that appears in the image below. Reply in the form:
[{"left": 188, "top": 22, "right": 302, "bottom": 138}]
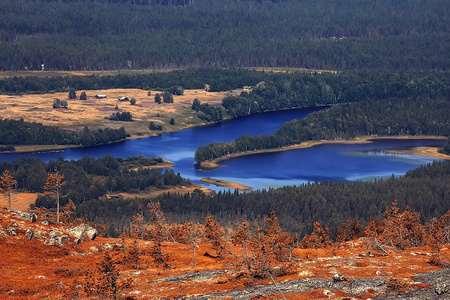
[
  {"left": 67, "top": 224, "right": 98, "bottom": 242},
  {"left": 7, "top": 227, "right": 16, "bottom": 236},
  {"left": 332, "top": 273, "right": 347, "bottom": 282},
  {"left": 45, "top": 238, "right": 57, "bottom": 246},
  {"left": 41, "top": 220, "right": 49, "bottom": 226},
  {"left": 25, "top": 229, "right": 34, "bottom": 240},
  {"left": 102, "top": 243, "right": 113, "bottom": 250},
  {"left": 56, "top": 234, "right": 70, "bottom": 246},
  {"left": 435, "top": 283, "right": 449, "bottom": 295},
  {"left": 49, "top": 230, "right": 57, "bottom": 238},
  {"left": 13, "top": 212, "right": 37, "bottom": 223}
]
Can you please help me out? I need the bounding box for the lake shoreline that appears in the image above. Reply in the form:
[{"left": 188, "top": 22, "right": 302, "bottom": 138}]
[
  {"left": 197, "top": 135, "right": 449, "bottom": 170},
  {"left": 200, "top": 178, "right": 253, "bottom": 191}
]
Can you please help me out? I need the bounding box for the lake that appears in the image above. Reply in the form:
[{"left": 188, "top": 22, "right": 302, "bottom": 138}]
[{"left": 0, "top": 107, "right": 444, "bottom": 191}]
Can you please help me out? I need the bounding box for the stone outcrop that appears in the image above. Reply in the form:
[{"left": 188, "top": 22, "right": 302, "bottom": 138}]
[
  {"left": 13, "top": 211, "right": 37, "bottom": 223},
  {"left": 67, "top": 224, "right": 98, "bottom": 242}
]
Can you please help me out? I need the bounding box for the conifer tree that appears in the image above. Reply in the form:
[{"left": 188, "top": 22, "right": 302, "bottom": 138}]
[
  {"left": 0, "top": 170, "right": 17, "bottom": 210},
  {"left": 44, "top": 168, "right": 66, "bottom": 224}
]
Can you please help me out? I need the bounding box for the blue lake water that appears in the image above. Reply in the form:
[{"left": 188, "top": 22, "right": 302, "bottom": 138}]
[{"left": 0, "top": 107, "right": 444, "bottom": 191}]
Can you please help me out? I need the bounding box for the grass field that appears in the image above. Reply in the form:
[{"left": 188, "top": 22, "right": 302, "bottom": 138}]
[{"left": 0, "top": 88, "right": 230, "bottom": 138}]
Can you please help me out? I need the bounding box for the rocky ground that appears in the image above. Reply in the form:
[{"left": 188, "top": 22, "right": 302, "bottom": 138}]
[{"left": 0, "top": 208, "right": 449, "bottom": 299}]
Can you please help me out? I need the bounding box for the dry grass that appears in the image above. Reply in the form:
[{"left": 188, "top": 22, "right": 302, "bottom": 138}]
[
  {"left": 2, "top": 192, "right": 39, "bottom": 211},
  {"left": 1, "top": 207, "right": 448, "bottom": 299},
  {"left": 0, "top": 88, "right": 229, "bottom": 138}
]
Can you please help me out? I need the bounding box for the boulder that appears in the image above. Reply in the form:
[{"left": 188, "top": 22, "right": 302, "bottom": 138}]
[
  {"left": 56, "top": 234, "right": 70, "bottom": 246},
  {"left": 436, "top": 283, "right": 449, "bottom": 295},
  {"left": 25, "top": 229, "right": 34, "bottom": 240},
  {"left": 13, "top": 212, "right": 37, "bottom": 223},
  {"left": 332, "top": 273, "right": 347, "bottom": 283},
  {"left": 67, "top": 224, "right": 98, "bottom": 241},
  {"left": 7, "top": 227, "right": 17, "bottom": 236}
]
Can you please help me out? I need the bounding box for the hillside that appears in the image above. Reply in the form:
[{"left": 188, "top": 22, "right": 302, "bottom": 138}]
[
  {"left": 1, "top": 207, "right": 449, "bottom": 299},
  {"left": 0, "top": 0, "right": 448, "bottom": 71}
]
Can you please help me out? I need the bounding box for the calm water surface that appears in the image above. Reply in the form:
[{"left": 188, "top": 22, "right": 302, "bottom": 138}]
[{"left": 0, "top": 108, "right": 444, "bottom": 190}]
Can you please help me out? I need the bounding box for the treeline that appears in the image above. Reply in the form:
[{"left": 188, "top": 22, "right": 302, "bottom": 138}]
[
  {"left": 195, "top": 97, "right": 450, "bottom": 162},
  {"left": 0, "top": 0, "right": 448, "bottom": 71},
  {"left": 0, "top": 119, "right": 128, "bottom": 147},
  {"left": 1, "top": 69, "right": 448, "bottom": 98},
  {"left": 0, "top": 155, "right": 184, "bottom": 208},
  {"left": 74, "top": 160, "right": 450, "bottom": 237}
]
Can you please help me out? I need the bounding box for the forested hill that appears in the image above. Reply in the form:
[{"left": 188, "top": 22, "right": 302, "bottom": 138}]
[
  {"left": 77, "top": 160, "right": 450, "bottom": 237},
  {"left": 194, "top": 97, "right": 450, "bottom": 162},
  {"left": 0, "top": 0, "right": 448, "bottom": 71}
]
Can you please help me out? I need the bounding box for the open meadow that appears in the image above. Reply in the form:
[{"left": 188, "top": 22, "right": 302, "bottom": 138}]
[{"left": 0, "top": 88, "right": 229, "bottom": 139}]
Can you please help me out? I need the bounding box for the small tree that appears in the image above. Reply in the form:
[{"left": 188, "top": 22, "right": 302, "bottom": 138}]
[
  {"left": 182, "top": 222, "right": 204, "bottom": 269},
  {"left": 154, "top": 93, "right": 161, "bottom": 104},
  {"left": 44, "top": 168, "right": 66, "bottom": 224},
  {"left": 80, "top": 91, "right": 87, "bottom": 100},
  {"left": 162, "top": 91, "right": 173, "bottom": 103},
  {"left": 61, "top": 99, "right": 68, "bottom": 108},
  {"left": 68, "top": 90, "right": 77, "bottom": 99},
  {"left": 129, "top": 97, "right": 136, "bottom": 105},
  {"left": 61, "top": 199, "right": 77, "bottom": 224},
  {"left": 53, "top": 98, "right": 62, "bottom": 108},
  {"left": 169, "top": 118, "right": 175, "bottom": 125},
  {"left": 84, "top": 252, "right": 133, "bottom": 300},
  {"left": 204, "top": 215, "right": 226, "bottom": 259},
  {"left": 148, "top": 202, "right": 170, "bottom": 268},
  {"left": 192, "top": 98, "right": 201, "bottom": 111},
  {"left": 147, "top": 91, "right": 152, "bottom": 96},
  {"left": 0, "top": 170, "right": 17, "bottom": 209}
]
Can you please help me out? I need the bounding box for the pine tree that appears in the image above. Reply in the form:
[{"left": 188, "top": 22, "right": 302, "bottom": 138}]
[
  {"left": 44, "top": 168, "right": 66, "bottom": 224},
  {"left": 0, "top": 170, "right": 17, "bottom": 210}
]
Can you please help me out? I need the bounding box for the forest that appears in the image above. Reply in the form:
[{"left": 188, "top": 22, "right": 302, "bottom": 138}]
[
  {"left": 0, "top": 155, "right": 184, "bottom": 208},
  {"left": 0, "top": 118, "right": 128, "bottom": 148},
  {"left": 70, "top": 160, "right": 450, "bottom": 238},
  {"left": 0, "top": 0, "right": 448, "bottom": 71},
  {"left": 195, "top": 97, "right": 450, "bottom": 162}
]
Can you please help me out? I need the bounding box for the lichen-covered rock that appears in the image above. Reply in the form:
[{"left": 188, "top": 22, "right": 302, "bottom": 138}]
[
  {"left": 332, "top": 273, "right": 347, "bottom": 282},
  {"left": 102, "top": 243, "right": 113, "bottom": 250},
  {"left": 41, "top": 220, "right": 49, "bottom": 226},
  {"left": 25, "top": 229, "right": 34, "bottom": 240},
  {"left": 13, "top": 212, "right": 37, "bottom": 223},
  {"left": 67, "top": 224, "right": 98, "bottom": 241},
  {"left": 7, "top": 227, "right": 17, "bottom": 236},
  {"left": 57, "top": 234, "right": 70, "bottom": 246},
  {"left": 435, "top": 283, "right": 449, "bottom": 295}
]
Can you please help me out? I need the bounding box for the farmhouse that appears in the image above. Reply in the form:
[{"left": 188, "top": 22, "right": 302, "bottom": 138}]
[
  {"left": 95, "top": 94, "right": 107, "bottom": 99},
  {"left": 118, "top": 97, "right": 129, "bottom": 101}
]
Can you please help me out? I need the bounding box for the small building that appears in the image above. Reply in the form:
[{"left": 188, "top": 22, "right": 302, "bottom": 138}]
[
  {"left": 243, "top": 86, "right": 252, "bottom": 91},
  {"left": 118, "top": 97, "right": 129, "bottom": 101},
  {"left": 96, "top": 94, "right": 107, "bottom": 99}
]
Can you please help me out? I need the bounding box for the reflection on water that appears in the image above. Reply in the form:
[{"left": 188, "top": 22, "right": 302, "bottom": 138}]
[{"left": 0, "top": 107, "right": 444, "bottom": 191}]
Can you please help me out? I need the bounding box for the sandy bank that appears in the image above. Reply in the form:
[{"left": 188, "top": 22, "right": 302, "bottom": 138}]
[{"left": 201, "top": 178, "right": 253, "bottom": 191}]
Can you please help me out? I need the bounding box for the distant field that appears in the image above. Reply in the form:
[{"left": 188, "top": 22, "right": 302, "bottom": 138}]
[
  {"left": 0, "top": 67, "right": 335, "bottom": 79},
  {"left": 0, "top": 88, "right": 229, "bottom": 137},
  {"left": 0, "top": 69, "right": 177, "bottom": 79}
]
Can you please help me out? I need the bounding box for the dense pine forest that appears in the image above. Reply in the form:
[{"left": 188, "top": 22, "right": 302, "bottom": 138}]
[
  {"left": 74, "top": 160, "right": 450, "bottom": 237},
  {"left": 195, "top": 97, "right": 450, "bottom": 162},
  {"left": 0, "top": 119, "right": 128, "bottom": 148},
  {"left": 0, "top": 0, "right": 448, "bottom": 71},
  {"left": 0, "top": 155, "right": 184, "bottom": 207}
]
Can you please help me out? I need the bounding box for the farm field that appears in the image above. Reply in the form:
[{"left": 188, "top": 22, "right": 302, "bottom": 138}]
[{"left": 0, "top": 89, "right": 229, "bottom": 138}]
